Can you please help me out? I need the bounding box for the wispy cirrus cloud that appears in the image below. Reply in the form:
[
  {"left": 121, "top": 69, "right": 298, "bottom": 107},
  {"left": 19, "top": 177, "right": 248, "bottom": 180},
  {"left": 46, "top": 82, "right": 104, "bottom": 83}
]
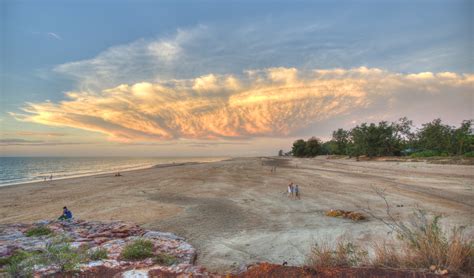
[
  {"left": 50, "top": 20, "right": 470, "bottom": 93},
  {"left": 11, "top": 67, "right": 474, "bottom": 142},
  {"left": 15, "top": 131, "right": 68, "bottom": 137},
  {"left": 53, "top": 26, "right": 204, "bottom": 89},
  {"left": 0, "top": 138, "right": 86, "bottom": 146},
  {"left": 47, "top": 32, "right": 62, "bottom": 40},
  {"left": 32, "top": 31, "right": 62, "bottom": 40}
]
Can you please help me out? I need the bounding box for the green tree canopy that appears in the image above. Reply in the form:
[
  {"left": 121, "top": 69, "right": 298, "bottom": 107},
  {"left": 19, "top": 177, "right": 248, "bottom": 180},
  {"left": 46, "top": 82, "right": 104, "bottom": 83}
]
[{"left": 288, "top": 118, "right": 472, "bottom": 158}]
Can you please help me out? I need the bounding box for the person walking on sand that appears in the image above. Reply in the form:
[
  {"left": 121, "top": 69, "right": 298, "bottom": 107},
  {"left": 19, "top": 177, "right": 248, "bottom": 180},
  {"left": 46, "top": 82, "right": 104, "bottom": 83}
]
[
  {"left": 295, "top": 184, "right": 300, "bottom": 200},
  {"left": 287, "top": 183, "right": 293, "bottom": 198},
  {"left": 49, "top": 174, "right": 53, "bottom": 181}
]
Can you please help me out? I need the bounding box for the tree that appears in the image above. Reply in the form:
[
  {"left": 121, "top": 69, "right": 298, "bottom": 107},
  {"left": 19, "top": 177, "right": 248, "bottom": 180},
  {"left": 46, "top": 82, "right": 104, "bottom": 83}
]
[
  {"left": 416, "top": 119, "right": 452, "bottom": 154},
  {"left": 289, "top": 117, "right": 472, "bottom": 159},
  {"left": 332, "top": 128, "right": 350, "bottom": 155},
  {"left": 305, "top": 137, "right": 322, "bottom": 157},
  {"left": 392, "top": 117, "right": 415, "bottom": 153},
  {"left": 292, "top": 139, "right": 307, "bottom": 157},
  {"left": 349, "top": 121, "right": 397, "bottom": 157},
  {"left": 451, "top": 120, "right": 473, "bottom": 155},
  {"left": 321, "top": 140, "right": 338, "bottom": 155}
]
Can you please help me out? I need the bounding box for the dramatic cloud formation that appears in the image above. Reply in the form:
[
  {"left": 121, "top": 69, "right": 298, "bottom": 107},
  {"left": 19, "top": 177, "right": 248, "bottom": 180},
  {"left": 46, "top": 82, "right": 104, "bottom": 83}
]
[{"left": 12, "top": 67, "right": 473, "bottom": 142}]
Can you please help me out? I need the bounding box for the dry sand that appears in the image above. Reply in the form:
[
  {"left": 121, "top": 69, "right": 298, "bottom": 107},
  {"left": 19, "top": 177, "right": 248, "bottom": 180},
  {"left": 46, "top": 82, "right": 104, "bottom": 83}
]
[{"left": 0, "top": 157, "right": 473, "bottom": 272}]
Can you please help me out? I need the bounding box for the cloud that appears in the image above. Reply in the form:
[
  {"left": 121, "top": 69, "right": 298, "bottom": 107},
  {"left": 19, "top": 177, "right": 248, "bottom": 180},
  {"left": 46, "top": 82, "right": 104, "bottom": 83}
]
[
  {"left": 53, "top": 26, "right": 206, "bottom": 89},
  {"left": 47, "top": 32, "right": 62, "bottom": 40},
  {"left": 48, "top": 19, "right": 471, "bottom": 93},
  {"left": 15, "top": 131, "right": 67, "bottom": 137},
  {"left": 0, "top": 138, "right": 85, "bottom": 146},
  {"left": 12, "top": 67, "right": 474, "bottom": 142},
  {"left": 0, "top": 138, "right": 43, "bottom": 144}
]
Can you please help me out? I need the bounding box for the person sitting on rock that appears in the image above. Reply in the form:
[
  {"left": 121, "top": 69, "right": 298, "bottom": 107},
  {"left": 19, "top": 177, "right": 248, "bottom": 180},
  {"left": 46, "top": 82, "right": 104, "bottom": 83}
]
[{"left": 58, "top": 206, "right": 73, "bottom": 221}]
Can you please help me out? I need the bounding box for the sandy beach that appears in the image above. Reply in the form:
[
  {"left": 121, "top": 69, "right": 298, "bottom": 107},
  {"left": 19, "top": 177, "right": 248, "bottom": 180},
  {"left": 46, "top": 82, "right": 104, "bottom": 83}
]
[{"left": 1, "top": 157, "right": 473, "bottom": 272}]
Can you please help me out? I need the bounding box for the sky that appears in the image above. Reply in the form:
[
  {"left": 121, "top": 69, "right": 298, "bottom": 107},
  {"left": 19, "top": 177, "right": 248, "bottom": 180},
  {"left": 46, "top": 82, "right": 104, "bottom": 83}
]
[{"left": 0, "top": 0, "right": 473, "bottom": 157}]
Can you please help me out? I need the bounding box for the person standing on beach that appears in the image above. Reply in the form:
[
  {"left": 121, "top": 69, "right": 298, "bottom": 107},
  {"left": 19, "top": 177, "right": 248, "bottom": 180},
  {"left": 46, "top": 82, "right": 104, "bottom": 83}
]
[
  {"left": 287, "top": 183, "right": 293, "bottom": 198},
  {"left": 49, "top": 174, "right": 53, "bottom": 181},
  {"left": 295, "top": 184, "right": 300, "bottom": 199}
]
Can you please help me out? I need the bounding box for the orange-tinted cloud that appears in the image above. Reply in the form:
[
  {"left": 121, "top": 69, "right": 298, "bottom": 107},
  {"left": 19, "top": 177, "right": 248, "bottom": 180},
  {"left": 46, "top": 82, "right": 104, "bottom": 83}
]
[{"left": 12, "top": 67, "right": 474, "bottom": 142}]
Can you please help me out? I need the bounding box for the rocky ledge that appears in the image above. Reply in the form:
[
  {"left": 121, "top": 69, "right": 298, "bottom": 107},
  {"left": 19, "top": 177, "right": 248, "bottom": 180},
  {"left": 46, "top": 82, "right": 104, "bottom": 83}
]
[{"left": 0, "top": 220, "right": 215, "bottom": 277}]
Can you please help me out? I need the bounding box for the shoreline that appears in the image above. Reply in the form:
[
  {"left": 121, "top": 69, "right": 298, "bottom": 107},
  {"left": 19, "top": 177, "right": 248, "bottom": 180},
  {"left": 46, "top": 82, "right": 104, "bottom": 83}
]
[{"left": 0, "top": 157, "right": 229, "bottom": 189}]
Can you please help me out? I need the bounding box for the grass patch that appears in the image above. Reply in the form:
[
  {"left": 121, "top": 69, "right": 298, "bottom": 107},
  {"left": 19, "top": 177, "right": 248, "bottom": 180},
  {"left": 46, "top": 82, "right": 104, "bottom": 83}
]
[
  {"left": 309, "top": 210, "right": 473, "bottom": 275},
  {"left": 4, "top": 250, "right": 38, "bottom": 278},
  {"left": 5, "top": 236, "right": 87, "bottom": 275},
  {"left": 25, "top": 226, "right": 53, "bottom": 237},
  {"left": 372, "top": 211, "right": 473, "bottom": 274},
  {"left": 154, "top": 252, "right": 178, "bottom": 266},
  {"left": 88, "top": 247, "right": 108, "bottom": 260},
  {"left": 308, "top": 240, "right": 368, "bottom": 268},
  {"left": 41, "top": 236, "right": 87, "bottom": 272},
  {"left": 410, "top": 150, "right": 449, "bottom": 158},
  {"left": 0, "top": 256, "right": 11, "bottom": 267},
  {"left": 2, "top": 237, "right": 111, "bottom": 276},
  {"left": 121, "top": 239, "right": 154, "bottom": 260},
  {"left": 463, "top": 151, "right": 474, "bottom": 157}
]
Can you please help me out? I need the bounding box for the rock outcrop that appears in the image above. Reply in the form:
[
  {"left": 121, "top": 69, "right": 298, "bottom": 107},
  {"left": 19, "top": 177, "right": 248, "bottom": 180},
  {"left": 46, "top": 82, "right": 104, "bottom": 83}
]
[{"left": 0, "top": 220, "right": 215, "bottom": 277}]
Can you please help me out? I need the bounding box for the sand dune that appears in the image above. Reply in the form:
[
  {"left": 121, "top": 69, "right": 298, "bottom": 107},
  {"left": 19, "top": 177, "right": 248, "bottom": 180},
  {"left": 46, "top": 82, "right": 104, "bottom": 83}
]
[{"left": 1, "top": 157, "right": 473, "bottom": 272}]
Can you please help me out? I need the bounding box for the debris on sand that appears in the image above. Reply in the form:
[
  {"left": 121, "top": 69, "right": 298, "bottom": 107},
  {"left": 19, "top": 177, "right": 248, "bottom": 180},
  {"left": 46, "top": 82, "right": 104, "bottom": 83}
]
[{"left": 325, "top": 209, "right": 367, "bottom": 221}]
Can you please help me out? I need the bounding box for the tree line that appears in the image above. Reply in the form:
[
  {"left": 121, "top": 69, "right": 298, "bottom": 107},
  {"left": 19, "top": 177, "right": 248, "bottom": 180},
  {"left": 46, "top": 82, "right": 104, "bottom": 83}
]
[{"left": 289, "top": 118, "right": 473, "bottom": 158}]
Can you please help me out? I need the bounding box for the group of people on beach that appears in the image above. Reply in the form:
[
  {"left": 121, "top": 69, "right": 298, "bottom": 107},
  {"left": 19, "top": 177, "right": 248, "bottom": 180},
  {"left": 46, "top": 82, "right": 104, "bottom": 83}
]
[{"left": 287, "top": 182, "right": 300, "bottom": 199}]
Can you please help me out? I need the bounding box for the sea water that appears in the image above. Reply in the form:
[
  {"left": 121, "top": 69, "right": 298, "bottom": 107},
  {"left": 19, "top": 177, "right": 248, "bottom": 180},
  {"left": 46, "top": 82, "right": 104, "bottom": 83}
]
[{"left": 0, "top": 157, "right": 227, "bottom": 187}]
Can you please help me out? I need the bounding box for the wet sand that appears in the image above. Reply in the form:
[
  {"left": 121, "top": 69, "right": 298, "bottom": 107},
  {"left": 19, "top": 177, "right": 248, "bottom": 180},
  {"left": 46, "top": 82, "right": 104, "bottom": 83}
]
[{"left": 1, "top": 157, "right": 473, "bottom": 272}]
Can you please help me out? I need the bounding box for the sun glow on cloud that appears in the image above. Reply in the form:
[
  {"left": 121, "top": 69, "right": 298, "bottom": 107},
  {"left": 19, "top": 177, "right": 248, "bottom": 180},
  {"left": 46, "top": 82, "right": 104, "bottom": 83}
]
[{"left": 12, "top": 67, "right": 474, "bottom": 142}]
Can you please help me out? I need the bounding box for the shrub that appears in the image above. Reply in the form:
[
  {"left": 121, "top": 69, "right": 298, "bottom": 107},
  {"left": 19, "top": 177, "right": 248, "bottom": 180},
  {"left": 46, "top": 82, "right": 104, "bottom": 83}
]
[
  {"left": 3, "top": 237, "right": 107, "bottom": 276},
  {"left": 121, "top": 239, "right": 154, "bottom": 260},
  {"left": 88, "top": 247, "right": 108, "bottom": 261},
  {"left": 410, "top": 150, "right": 440, "bottom": 158},
  {"left": 0, "top": 256, "right": 11, "bottom": 266},
  {"left": 372, "top": 241, "right": 403, "bottom": 268},
  {"left": 310, "top": 209, "right": 473, "bottom": 275},
  {"left": 25, "top": 226, "right": 53, "bottom": 237},
  {"left": 308, "top": 240, "right": 368, "bottom": 269},
  {"left": 41, "top": 236, "right": 85, "bottom": 272},
  {"left": 463, "top": 151, "right": 474, "bottom": 157},
  {"left": 4, "top": 250, "right": 37, "bottom": 278},
  {"left": 372, "top": 210, "right": 473, "bottom": 274},
  {"left": 409, "top": 150, "right": 452, "bottom": 158},
  {"left": 154, "top": 252, "right": 178, "bottom": 266}
]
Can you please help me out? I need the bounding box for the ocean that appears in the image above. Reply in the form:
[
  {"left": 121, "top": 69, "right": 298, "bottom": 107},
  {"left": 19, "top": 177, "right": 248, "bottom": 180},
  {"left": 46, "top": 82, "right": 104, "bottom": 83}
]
[{"left": 0, "top": 157, "right": 227, "bottom": 187}]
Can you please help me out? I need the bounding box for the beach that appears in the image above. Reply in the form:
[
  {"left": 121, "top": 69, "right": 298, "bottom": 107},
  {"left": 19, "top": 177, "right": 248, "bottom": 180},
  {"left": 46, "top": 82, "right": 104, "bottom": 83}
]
[{"left": 1, "top": 157, "right": 473, "bottom": 272}]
